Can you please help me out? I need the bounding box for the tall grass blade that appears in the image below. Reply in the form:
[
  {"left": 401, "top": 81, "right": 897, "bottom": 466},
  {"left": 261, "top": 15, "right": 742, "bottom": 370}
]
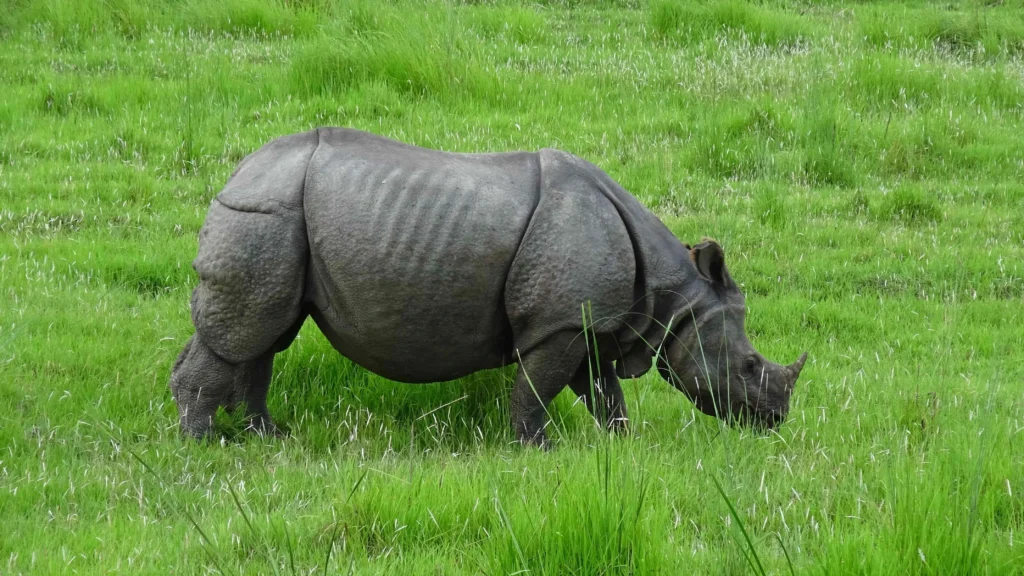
[
  {"left": 494, "top": 496, "right": 528, "bottom": 571},
  {"left": 282, "top": 519, "right": 297, "bottom": 576},
  {"left": 776, "top": 532, "right": 796, "bottom": 576},
  {"left": 710, "top": 473, "right": 767, "bottom": 576},
  {"left": 225, "top": 480, "right": 282, "bottom": 576},
  {"left": 126, "top": 445, "right": 236, "bottom": 576}
]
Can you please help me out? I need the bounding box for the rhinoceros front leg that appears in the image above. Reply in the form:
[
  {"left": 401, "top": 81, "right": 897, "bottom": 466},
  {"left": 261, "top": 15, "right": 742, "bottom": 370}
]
[
  {"left": 511, "top": 331, "right": 587, "bottom": 447},
  {"left": 568, "top": 359, "right": 629, "bottom": 432}
]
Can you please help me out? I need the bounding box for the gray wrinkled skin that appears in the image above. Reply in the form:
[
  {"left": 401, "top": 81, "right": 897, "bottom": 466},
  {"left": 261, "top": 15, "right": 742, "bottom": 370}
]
[{"left": 169, "top": 127, "right": 807, "bottom": 444}]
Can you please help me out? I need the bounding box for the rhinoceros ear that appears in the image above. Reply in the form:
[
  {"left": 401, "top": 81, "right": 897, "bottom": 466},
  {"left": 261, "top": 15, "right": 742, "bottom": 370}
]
[{"left": 690, "top": 239, "right": 733, "bottom": 288}]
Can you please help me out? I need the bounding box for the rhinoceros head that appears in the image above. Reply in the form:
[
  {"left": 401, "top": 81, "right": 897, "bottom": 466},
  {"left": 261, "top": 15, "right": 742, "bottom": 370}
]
[{"left": 656, "top": 240, "right": 807, "bottom": 430}]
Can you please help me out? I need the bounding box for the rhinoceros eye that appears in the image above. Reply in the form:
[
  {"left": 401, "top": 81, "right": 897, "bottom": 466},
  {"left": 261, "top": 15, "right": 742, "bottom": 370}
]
[{"left": 744, "top": 355, "right": 760, "bottom": 375}]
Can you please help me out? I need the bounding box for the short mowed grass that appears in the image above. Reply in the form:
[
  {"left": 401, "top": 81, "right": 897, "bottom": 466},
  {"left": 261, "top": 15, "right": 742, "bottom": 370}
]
[{"left": 1, "top": 0, "right": 1023, "bottom": 573}]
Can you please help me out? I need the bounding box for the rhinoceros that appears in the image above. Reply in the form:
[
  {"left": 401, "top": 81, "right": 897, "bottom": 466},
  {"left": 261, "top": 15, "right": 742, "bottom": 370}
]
[{"left": 169, "top": 127, "right": 807, "bottom": 444}]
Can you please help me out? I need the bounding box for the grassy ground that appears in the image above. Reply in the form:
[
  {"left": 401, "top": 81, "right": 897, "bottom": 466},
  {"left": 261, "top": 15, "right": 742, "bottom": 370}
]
[{"left": 1, "top": 0, "right": 1023, "bottom": 573}]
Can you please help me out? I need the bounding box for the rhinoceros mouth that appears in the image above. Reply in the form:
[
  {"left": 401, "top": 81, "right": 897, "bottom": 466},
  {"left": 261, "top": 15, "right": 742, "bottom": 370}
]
[{"left": 723, "top": 399, "right": 787, "bottom": 431}]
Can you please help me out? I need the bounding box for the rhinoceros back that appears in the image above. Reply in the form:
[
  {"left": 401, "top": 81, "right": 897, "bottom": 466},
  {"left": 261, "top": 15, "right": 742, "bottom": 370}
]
[{"left": 303, "top": 128, "right": 540, "bottom": 382}]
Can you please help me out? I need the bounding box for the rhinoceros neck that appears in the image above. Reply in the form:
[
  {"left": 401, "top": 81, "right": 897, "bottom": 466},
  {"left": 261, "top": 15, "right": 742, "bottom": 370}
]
[{"left": 653, "top": 272, "right": 722, "bottom": 348}]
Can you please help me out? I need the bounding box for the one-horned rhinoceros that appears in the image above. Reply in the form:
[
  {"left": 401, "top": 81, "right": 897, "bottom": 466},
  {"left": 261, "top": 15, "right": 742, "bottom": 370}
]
[{"left": 169, "top": 127, "right": 807, "bottom": 444}]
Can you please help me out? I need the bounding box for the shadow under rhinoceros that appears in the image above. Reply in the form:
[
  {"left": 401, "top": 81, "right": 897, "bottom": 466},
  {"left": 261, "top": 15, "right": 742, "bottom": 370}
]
[{"left": 222, "top": 329, "right": 520, "bottom": 453}]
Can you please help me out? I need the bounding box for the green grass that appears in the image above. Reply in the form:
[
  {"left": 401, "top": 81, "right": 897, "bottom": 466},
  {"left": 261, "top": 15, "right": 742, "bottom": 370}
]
[{"left": 1, "top": 0, "right": 1023, "bottom": 573}]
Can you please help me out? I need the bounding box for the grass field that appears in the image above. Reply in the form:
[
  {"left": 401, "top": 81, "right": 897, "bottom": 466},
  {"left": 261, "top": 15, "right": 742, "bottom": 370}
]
[{"left": 2, "top": 0, "right": 1023, "bottom": 573}]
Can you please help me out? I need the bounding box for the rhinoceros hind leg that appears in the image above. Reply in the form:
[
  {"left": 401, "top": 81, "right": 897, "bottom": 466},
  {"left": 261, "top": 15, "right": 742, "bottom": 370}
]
[
  {"left": 511, "top": 331, "right": 587, "bottom": 447},
  {"left": 170, "top": 313, "right": 306, "bottom": 439},
  {"left": 235, "top": 315, "right": 307, "bottom": 437},
  {"left": 568, "top": 359, "right": 629, "bottom": 433},
  {"left": 231, "top": 350, "right": 280, "bottom": 437},
  {"left": 169, "top": 333, "right": 240, "bottom": 439}
]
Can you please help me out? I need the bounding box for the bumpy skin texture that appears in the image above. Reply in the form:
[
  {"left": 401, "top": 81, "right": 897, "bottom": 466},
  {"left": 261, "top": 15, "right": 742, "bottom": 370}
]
[
  {"left": 190, "top": 130, "right": 316, "bottom": 364},
  {"left": 505, "top": 150, "right": 635, "bottom": 353},
  {"left": 169, "top": 127, "right": 772, "bottom": 443}
]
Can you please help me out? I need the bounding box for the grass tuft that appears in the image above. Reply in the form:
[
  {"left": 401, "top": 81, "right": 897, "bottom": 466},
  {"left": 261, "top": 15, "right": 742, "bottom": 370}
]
[
  {"left": 465, "top": 5, "right": 546, "bottom": 45},
  {"left": 875, "top": 185, "right": 943, "bottom": 225},
  {"left": 800, "top": 106, "right": 857, "bottom": 188},
  {"left": 859, "top": 3, "right": 1024, "bottom": 56},
  {"left": 290, "top": 16, "right": 496, "bottom": 101},
  {"left": 184, "top": 0, "right": 319, "bottom": 37},
  {"left": 752, "top": 183, "right": 788, "bottom": 230},
  {"left": 485, "top": 447, "right": 661, "bottom": 575},
  {"left": 651, "top": 0, "right": 808, "bottom": 47}
]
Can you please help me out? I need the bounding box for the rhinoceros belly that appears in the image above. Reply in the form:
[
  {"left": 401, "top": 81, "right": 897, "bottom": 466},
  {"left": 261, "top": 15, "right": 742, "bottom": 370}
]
[{"left": 302, "top": 128, "right": 540, "bottom": 383}]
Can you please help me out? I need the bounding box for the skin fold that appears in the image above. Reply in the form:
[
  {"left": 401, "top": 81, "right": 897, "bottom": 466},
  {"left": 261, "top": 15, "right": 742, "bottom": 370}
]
[{"left": 169, "top": 127, "right": 806, "bottom": 444}]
